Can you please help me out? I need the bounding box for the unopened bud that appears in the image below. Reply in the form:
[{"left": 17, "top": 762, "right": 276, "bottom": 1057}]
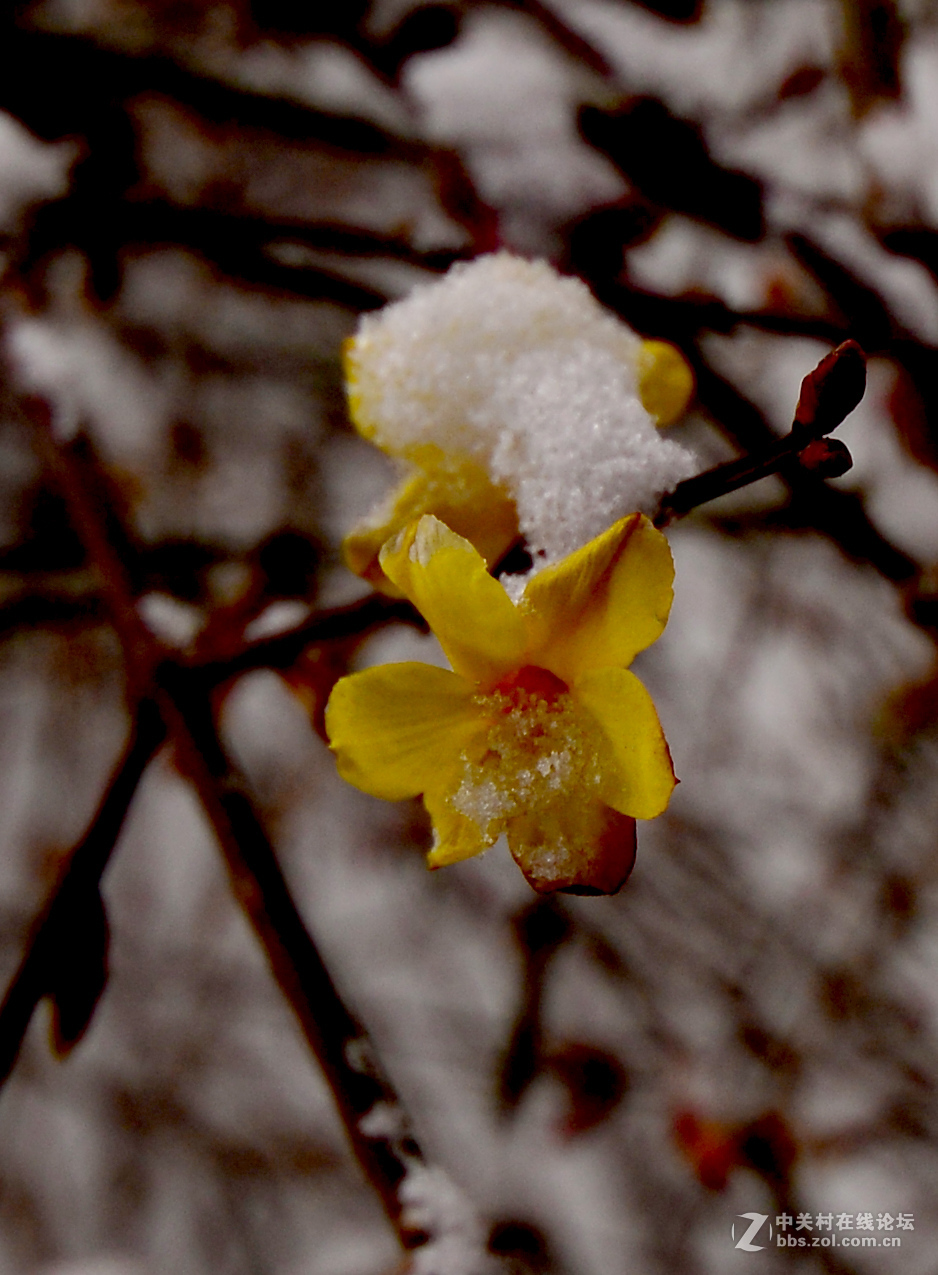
[
  {"left": 796, "top": 436, "right": 853, "bottom": 478},
  {"left": 793, "top": 340, "right": 866, "bottom": 436}
]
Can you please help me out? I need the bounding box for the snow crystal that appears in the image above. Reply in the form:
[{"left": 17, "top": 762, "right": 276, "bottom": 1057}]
[
  {"left": 356, "top": 1095, "right": 496, "bottom": 1274},
  {"left": 400, "top": 1163, "right": 496, "bottom": 1275},
  {"left": 349, "top": 252, "right": 696, "bottom": 564}
]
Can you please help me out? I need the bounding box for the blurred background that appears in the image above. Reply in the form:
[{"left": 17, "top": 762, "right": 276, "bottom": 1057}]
[{"left": 3, "top": 0, "right": 938, "bottom": 1272}]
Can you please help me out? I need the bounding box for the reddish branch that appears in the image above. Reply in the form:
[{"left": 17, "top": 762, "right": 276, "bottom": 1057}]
[
  {"left": 0, "top": 695, "right": 165, "bottom": 1079},
  {"left": 0, "top": 587, "right": 104, "bottom": 639},
  {"left": 6, "top": 396, "right": 477, "bottom": 1255}
]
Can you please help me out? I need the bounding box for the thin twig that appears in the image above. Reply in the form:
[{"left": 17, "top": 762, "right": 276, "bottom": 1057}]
[
  {"left": 188, "top": 591, "right": 424, "bottom": 686},
  {"left": 17, "top": 394, "right": 485, "bottom": 1255},
  {"left": 655, "top": 341, "right": 865, "bottom": 526},
  {"left": 0, "top": 696, "right": 166, "bottom": 1083},
  {"left": 157, "top": 660, "right": 430, "bottom": 1240},
  {"left": 0, "top": 590, "right": 104, "bottom": 640}
]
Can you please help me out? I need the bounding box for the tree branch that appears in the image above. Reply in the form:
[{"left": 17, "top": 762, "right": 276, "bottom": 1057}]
[
  {"left": 15, "top": 392, "right": 488, "bottom": 1256},
  {"left": 0, "top": 696, "right": 165, "bottom": 1082}
]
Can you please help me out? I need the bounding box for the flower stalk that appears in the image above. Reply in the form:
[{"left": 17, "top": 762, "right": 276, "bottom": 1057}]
[{"left": 654, "top": 340, "right": 866, "bottom": 527}]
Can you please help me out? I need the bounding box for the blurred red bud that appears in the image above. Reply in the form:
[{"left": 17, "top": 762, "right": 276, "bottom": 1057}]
[{"left": 793, "top": 340, "right": 866, "bottom": 436}]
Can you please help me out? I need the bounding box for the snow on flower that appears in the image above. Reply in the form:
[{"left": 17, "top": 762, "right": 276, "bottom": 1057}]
[
  {"left": 325, "top": 512, "right": 677, "bottom": 894},
  {"left": 342, "top": 252, "right": 696, "bottom": 593}
]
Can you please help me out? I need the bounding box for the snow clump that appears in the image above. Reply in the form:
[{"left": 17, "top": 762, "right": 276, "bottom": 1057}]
[{"left": 349, "top": 252, "right": 697, "bottom": 565}]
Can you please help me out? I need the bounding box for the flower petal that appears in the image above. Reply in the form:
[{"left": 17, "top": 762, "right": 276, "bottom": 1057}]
[
  {"left": 343, "top": 450, "right": 519, "bottom": 597},
  {"left": 380, "top": 515, "right": 528, "bottom": 687},
  {"left": 343, "top": 334, "right": 380, "bottom": 442},
  {"left": 574, "top": 666, "right": 676, "bottom": 819},
  {"left": 507, "top": 801, "right": 637, "bottom": 894},
  {"left": 325, "top": 662, "right": 485, "bottom": 801},
  {"left": 521, "top": 513, "right": 674, "bottom": 684},
  {"left": 424, "top": 786, "right": 497, "bottom": 868},
  {"left": 637, "top": 339, "right": 695, "bottom": 426}
]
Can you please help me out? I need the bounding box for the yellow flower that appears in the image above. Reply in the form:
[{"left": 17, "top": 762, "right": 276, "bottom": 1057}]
[
  {"left": 341, "top": 335, "right": 694, "bottom": 596},
  {"left": 325, "top": 512, "right": 677, "bottom": 894}
]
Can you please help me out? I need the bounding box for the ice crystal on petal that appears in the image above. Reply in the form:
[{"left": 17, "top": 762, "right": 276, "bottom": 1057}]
[{"left": 450, "top": 684, "right": 606, "bottom": 842}]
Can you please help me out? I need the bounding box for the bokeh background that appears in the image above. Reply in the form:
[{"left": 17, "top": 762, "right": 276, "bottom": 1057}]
[{"left": 3, "top": 1, "right": 938, "bottom": 1272}]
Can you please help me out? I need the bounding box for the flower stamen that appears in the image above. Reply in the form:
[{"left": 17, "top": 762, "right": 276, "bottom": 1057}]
[{"left": 492, "top": 665, "right": 568, "bottom": 705}]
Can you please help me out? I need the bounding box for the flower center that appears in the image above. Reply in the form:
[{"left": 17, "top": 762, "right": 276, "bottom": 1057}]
[
  {"left": 449, "top": 666, "right": 604, "bottom": 839},
  {"left": 492, "top": 664, "right": 568, "bottom": 704}
]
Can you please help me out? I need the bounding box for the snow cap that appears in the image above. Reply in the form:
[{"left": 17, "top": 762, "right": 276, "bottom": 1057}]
[{"left": 349, "top": 252, "right": 696, "bottom": 564}]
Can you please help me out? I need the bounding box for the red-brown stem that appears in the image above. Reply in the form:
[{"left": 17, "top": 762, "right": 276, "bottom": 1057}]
[
  {"left": 16, "top": 396, "right": 470, "bottom": 1253},
  {"left": 655, "top": 341, "right": 866, "bottom": 527},
  {"left": 0, "top": 695, "right": 166, "bottom": 1083}
]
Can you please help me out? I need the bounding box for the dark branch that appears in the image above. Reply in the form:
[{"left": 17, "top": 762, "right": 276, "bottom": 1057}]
[
  {"left": 15, "top": 392, "right": 480, "bottom": 1253},
  {"left": 188, "top": 591, "right": 424, "bottom": 686},
  {"left": 0, "top": 696, "right": 165, "bottom": 1084}
]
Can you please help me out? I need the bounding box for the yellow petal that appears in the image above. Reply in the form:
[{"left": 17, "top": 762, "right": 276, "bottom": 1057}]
[
  {"left": 637, "top": 340, "right": 695, "bottom": 426},
  {"left": 342, "top": 450, "right": 519, "bottom": 597},
  {"left": 574, "top": 666, "right": 676, "bottom": 819},
  {"left": 380, "top": 515, "right": 528, "bottom": 687},
  {"left": 325, "top": 662, "right": 485, "bottom": 801},
  {"left": 341, "top": 474, "right": 416, "bottom": 599},
  {"left": 507, "top": 801, "right": 637, "bottom": 894},
  {"left": 424, "top": 786, "right": 496, "bottom": 868},
  {"left": 521, "top": 513, "right": 674, "bottom": 684}
]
